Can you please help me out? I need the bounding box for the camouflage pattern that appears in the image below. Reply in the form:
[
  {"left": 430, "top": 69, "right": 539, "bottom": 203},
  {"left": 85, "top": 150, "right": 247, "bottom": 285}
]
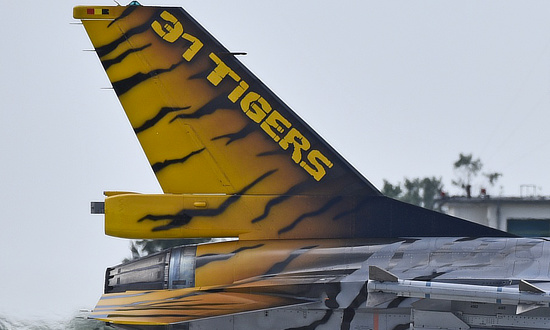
[
  {"left": 74, "top": 5, "right": 508, "bottom": 241},
  {"left": 93, "top": 237, "right": 550, "bottom": 328},
  {"left": 73, "top": 4, "right": 550, "bottom": 329}
]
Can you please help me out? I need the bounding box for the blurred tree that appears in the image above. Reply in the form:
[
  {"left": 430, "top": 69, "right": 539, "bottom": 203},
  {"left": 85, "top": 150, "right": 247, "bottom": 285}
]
[
  {"left": 451, "top": 153, "right": 502, "bottom": 197},
  {"left": 381, "top": 180, "right": 402, "bottom": 199},
  {"left": 382, "top": 177, "right": 443, "bottom": 210},
  {"left": 484, "top": 172, "right": 503, "bottom": 186},
  {"left": 452, "top": 153, "right": 482, "bottom": 197},
  {"left": 382, "top": 153, "right": 502, "bottom": 207}
]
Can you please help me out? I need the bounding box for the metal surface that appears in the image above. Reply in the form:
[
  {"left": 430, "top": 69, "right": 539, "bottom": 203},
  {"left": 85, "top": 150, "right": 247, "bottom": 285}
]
[
  {"left": 74, "top": 4, "right": 550, "bottom": 329},
  {"left": 168, "top": 246, "right": 196, "bottom": 289}
]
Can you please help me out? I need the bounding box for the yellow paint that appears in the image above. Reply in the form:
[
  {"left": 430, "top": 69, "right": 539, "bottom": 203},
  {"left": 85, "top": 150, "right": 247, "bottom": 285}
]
[
  {"left": 193, "top": 201, "right": 207, "bottom": 207},
  {"left": 228, "top": 80, "right": 250, "bottom": 103},
  {"left": 260, "top": 110, "right": 291, "bottom": 143},
  {"left": 203, "top": 53, "right": 333, "bottom": 181},
  {"left": 280, "top": 128, "right": 311, "bottom": 164},
  {"left": 151, "top": 11, "right": 203, "bottom": 61},
  {"left": 77, "top": 6, "right": 374, "bottom": 241},
  {"left": 75, "top": 4, "right": 387, "bottom": 325},
  {"left": 104, "top": 193, "right": 247, "bottom": 238},
  {"left": 151, "top": 11, "right": 183, "bottom": 43},
  {"left": 92, "top": 285, "right": 311, "bottom": 325},
  {"left": 207, "top": 53, "right": 241, "bottom": 86},
  {"left": 102, "top": 192, "right": 356, "bottom": 239},
  {"left": 181, "top": 33, "right": 203, "bottom": 61},
  {"left": 241, "top": 91, "right": 272, "bottom": 123},
  {"left": 303, "top": 150, "right": 334, "bottom": 181},
  {"left": 103, "top": 191, "right": 140, "bottom": 197}
]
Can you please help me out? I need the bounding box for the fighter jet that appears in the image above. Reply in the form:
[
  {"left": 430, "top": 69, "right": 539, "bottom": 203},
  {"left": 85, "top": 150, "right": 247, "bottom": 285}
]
[{"left": 74, "top": 3, "right": 550, "bottom": 329}]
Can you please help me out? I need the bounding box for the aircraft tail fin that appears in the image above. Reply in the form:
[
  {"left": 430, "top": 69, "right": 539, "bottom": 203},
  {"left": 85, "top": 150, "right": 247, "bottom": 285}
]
[
  {"left": 91, "top": 285, "right": 316, "bottom": 325},
  {"left": 74, "top": 5, "right": 377, "bottom": 196},
  {"left": 75, "top": 5, "right": 512, "bottom": 240}
]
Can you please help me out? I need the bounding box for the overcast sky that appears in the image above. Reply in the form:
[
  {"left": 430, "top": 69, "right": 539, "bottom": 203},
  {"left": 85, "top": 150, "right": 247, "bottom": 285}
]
[{"left": 2, "top": 0, "right": 550, "bottom": 323}]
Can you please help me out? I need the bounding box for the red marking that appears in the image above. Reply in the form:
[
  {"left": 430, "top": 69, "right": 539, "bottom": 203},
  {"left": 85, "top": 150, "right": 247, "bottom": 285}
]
[
  {"left": 374, "top": 313, "right": 379, "bottom": 330},
  {"left": 86, "top": 8, "right": 94, "bottom": 15}
]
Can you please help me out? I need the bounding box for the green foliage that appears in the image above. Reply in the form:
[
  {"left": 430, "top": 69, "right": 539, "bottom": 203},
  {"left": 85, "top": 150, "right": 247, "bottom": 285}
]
[
  {"left": 382, "top": 180, "right": 402, "bottom": 199},
  {"left": 451, "top": 153, "right": 482, "bottom": 191},
  {"left": 382, "top": 176, "right": 443, "bottom": 210},
  {"left": 383, "top": 153, "right": 503, "bottom": 204},
  {"left": 451, "top": 153, "right": 502, "bottom": 196},
  {"left": 484, "top": 172, "right": 503, "bottom": 186}
]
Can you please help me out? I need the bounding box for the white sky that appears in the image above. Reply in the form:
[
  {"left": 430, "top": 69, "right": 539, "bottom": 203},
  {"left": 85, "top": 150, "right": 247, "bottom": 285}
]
[{"left": 2, "top": 0, "right": 550, "bottom": 322}]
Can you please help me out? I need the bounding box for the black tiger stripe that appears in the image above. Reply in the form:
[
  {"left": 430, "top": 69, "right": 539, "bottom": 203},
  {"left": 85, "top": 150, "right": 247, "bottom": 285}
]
[
  {"left": 333, "top": 196, "right": 372, "bottom": 221},
  {"left": 188, "top": 67, "right": 216, "bottom": 80},
  {"left": 285, "top": 310, "right": 333, "bottom": 330},
  {"left": 324, "top": 282, "right": 341, "bottom": 309},
  {"left": 151, "top": 148, "right": 205, "bottom": 173},
  {"left": 196, "top": 244, "right": 264, "bottom": 268},
  {"left": 134, "top": 106, "right": 190, "bottom": 134},
  {"left": 412, "top": 272, "right": 445, "bottom": 281},
  {"left": 257, "top": 149, "right": 287, "bottom": 157},
  {"left": 107, "top": 5, "right": 139, "bottom": 28},
  {"left": 169, "top": 94, "right": 235, "bottom": 123},
  {"left": 211, "top": 122, "right": 255, "bottom": 145},
  {"left": 112, "top": 60, "right": 186, "bottom": 96},
  {"left": 278, "top": 196, "right": 343, "bottom": 235},
  {"left": 139, "top": 170, "right": 277, "bottom": 231},
  {"left": 340, "top": 283, "right": 368, "bottom": 330},
  {"left": 251, "top": 180, "right": 309, "bottom": 224},
  {"left": 101, "top": 43, "right": 152, "bottom": 70},
  {"left": 264, "top": 245, "right": 317, "bottom": 275},
  {"left": 102, "top": 313, "right": 195, "bottom": 319},
  {"left": 96, "top": 12, "right": 160, "bottom": 58},
  {"left": 109, "top": 301, "right": 240, "bottom": 311},
  {"left": 387, "top": 296, "right": 407, "bottom": 308}
]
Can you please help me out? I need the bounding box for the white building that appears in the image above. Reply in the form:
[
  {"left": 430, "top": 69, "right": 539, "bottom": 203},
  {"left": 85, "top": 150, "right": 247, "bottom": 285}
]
[{"left": 438, "top": 196, "right": 550, "bottom": 237}]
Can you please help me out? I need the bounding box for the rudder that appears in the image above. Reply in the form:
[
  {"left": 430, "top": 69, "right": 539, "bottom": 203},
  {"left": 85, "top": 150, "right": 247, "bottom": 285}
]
[
  {"left": 75, "top": 5, "right": 512, "bottom": 240},
  {"left": 74, "top": 5, "right": 378, "bottom": 197}
]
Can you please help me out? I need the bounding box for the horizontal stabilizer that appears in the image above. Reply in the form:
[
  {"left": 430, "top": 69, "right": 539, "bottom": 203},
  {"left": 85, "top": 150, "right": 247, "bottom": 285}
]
[{"left": 92, "top": 286, "right": 316, "bottom": 325}]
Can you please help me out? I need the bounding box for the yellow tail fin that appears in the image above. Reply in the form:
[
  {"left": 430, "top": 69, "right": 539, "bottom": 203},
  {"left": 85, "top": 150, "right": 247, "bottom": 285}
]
[
  {"left": 74, "top": 5, "right": 377, "bottom": 196},
  {"left": 75, "top": 5, "right": 512, "bottom": 240}
]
